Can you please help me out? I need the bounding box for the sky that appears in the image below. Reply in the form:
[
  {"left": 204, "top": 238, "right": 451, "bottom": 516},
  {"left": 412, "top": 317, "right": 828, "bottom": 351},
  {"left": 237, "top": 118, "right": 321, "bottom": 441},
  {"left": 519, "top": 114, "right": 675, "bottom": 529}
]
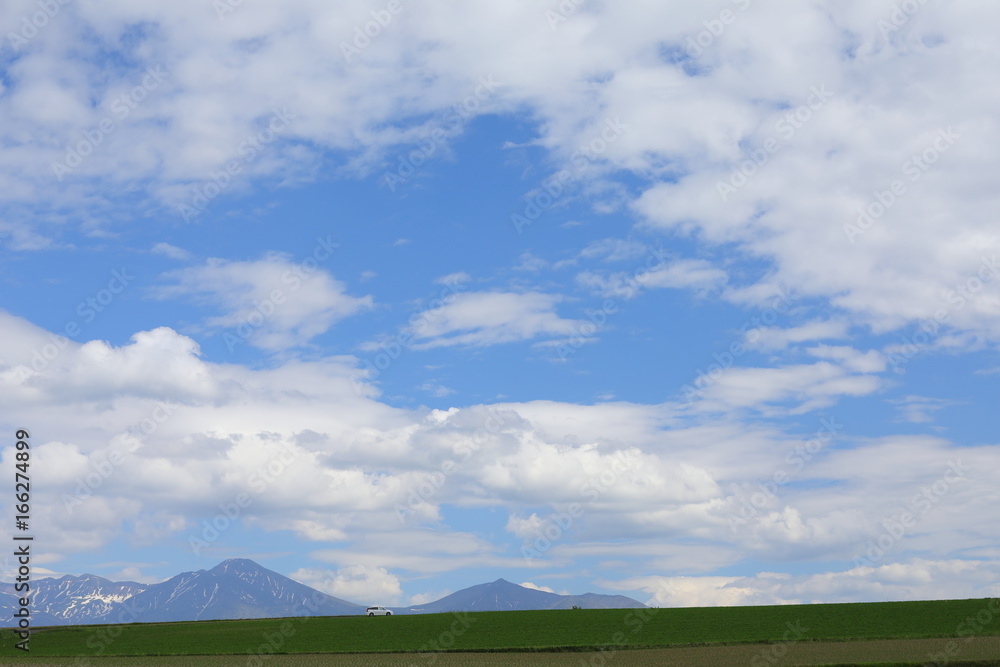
[{"left": 1, "top": 0, "right": 998, "bottom": 609}]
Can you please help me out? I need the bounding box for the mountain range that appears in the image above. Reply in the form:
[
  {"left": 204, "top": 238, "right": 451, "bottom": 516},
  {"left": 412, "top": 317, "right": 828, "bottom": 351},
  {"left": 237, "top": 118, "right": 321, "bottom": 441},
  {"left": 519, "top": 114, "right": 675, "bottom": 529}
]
[
  {"left": 399, "top": 578, "right": 646, "bottom": 614},
  {"left": 1, "top": 559, "right": 644, "bottom": 626}
]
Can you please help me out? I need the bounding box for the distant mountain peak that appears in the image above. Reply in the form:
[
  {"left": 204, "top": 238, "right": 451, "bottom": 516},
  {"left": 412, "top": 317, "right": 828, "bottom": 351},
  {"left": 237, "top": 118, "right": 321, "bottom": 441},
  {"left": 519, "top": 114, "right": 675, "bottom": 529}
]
[
  {"left": 213, "top": 558, "right": 263, "bottom": 571},
  {"left": 1, "top": 560, "right": 644, "bottom": 625},
  {"left": 401, "top": 576, "right": 646, "bottom": 614},
  {"left": 0, "top": 558, "right": 362, "bottom": 626},
  {"left": 209, "top": 558, "right": 275, "bottom": 583}
]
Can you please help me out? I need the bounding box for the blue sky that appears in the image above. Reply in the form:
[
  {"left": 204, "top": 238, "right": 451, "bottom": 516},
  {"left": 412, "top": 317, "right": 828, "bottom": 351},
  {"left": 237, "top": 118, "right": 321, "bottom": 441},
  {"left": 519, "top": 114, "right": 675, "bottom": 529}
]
[{"left": 1, "top": 0, "right": 999, "bottom": 607}]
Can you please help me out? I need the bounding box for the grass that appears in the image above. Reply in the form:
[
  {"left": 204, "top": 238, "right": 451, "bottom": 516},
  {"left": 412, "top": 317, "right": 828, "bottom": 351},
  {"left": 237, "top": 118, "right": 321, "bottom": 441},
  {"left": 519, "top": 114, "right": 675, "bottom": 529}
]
[{"left": 1, "top": 597, "right": 998, "bottom": 663}]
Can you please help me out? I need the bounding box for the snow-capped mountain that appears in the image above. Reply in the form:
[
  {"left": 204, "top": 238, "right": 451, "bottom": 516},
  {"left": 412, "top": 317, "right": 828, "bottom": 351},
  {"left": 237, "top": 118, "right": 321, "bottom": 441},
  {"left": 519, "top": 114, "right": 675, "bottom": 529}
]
[
  {"left": 0, "top": 560, "right": 645, "bottom": 626},
  {"left": 0, "top": 559, "right": 361, "bottom": 626},
  {"left": 0, "top": 574, "right": 147, "bottom": 627},
  {"left": 120, "top": 558, "right": 363, "bottom": 622}
]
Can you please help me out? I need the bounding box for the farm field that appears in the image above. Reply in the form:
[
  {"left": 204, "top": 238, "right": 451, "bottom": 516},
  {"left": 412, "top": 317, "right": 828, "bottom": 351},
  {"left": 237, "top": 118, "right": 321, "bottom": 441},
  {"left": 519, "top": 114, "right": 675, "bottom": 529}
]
[
  {"left": 2, "top": 598, "right": 999, "bottom": 665},
  {"left": 2, "top": 639, "right": 1000, "bottom": 667}
]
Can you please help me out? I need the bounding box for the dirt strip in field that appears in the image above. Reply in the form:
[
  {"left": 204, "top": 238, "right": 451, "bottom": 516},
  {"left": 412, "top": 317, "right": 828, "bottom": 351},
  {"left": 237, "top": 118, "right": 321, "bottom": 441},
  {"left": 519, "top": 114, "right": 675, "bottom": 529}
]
[{"left": 6, "top": 636, "right": 1000, "bottom": 666}]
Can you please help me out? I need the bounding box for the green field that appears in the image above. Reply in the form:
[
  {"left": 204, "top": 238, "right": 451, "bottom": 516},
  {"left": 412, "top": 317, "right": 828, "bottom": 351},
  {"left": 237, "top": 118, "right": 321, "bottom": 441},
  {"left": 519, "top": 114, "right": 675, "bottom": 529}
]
[{"left": 2, "top": 598, "right": 999, "bottom": 666}]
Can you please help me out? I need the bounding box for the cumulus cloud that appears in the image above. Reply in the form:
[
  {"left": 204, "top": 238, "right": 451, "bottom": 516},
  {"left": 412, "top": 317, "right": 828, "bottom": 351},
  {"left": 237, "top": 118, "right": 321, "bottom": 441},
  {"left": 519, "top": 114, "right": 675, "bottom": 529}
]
[
  {"left": 604, "top": 559, "right": 1000, "bottom": 607},
  {"left": 291, "top": 566, "right": 402, "bottom": 606},
  {"left": 2, "top": 318, "right": 218, "bottom": 405},
  {"left": 154, "top": 253, "right": 372, "bottom": 350},
  {"left": 1, "top": 0, "right": 999, "bottom": 603},
  {"left": 1, "top": 310, "right": 998, "bottom": 600},
  {"left": 1, "top": 0, "right": 997, "bottom": 347}
]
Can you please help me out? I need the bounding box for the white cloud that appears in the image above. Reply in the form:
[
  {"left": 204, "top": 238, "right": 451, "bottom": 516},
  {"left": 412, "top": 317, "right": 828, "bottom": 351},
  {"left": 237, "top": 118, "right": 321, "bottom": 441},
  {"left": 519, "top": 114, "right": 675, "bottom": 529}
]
[
  {"left": 605, "top": 559, "right": 1000, "bottom": 607},
  {"left": 518, "top": 581, "right": 555, "bottom": 593},
  {"left": 2, "top": 0, "right": 999, "bottom": 608},
  {"left": 687, "top": 361, "right": 883, "bottom": 414},
  {"left": 624, "top": 4, "right": 1000, "bottom": 340},
  {"left": 1, "top": 0, "right": 997, "bottom": 349},
  {"left": 1, "top": 311, "right": 997, "bottom": 601},
  {"left": 619, "top": 574, "right": 778, "bottom": 608},
  {"left": 407, "top": 589, "right": 452, "bottom": 606},
  {"left": 2, "top": 321, "right": 219, "bottom": 404},
  {"left": 106, "top": 565, "right": 161, "bottom": 585},
  {"left": 435, "top": 272, "right": 471, "bottom": 286},
  {"left": 154, "top": 254, "right": 372, "bottom": 350},
  {"left": 515, "top": 252, "right": 548, "bottom": 272},
  {"left": 418, "top": 382, "right": 455, "bottom": 398},
  {"left": 578, "top": 257, "right": 727, "bottom": 299},
  {"left": 636, "top": 259, "right": 728, "bottom": 292},
  {"left": 311, "top": 531, "right": 523, "bottom": 576},
  {"left": 129, "top": 511, "right": 188, "bottom": 547},
  {"left": 806, "top": 345, "right": 886, "bottom": 374},
  {"left": 291, "top": 565, "right": 402, "bottom": 606},
  {"left": 151, "top": 243, "right": 191, "bottom": 261},
  {"left": 406, "top": 291, "right": 585, "bottom": 348},
  {"left": 888, "top": 395, "right": 962, "bottom": 424},
  {"left": 578, "top": 238, "right": 650, "bottom": 263},
  {"left": 747, "top": 320, "right": 851, "bottom": 351}
]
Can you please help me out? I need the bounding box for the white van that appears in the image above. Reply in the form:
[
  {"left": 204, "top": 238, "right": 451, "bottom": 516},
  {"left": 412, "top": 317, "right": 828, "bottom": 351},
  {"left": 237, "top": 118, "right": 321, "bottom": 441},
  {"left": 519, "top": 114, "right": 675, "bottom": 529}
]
[{"left": 366, "top": 606, "right": 392, "bottom": 616}]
